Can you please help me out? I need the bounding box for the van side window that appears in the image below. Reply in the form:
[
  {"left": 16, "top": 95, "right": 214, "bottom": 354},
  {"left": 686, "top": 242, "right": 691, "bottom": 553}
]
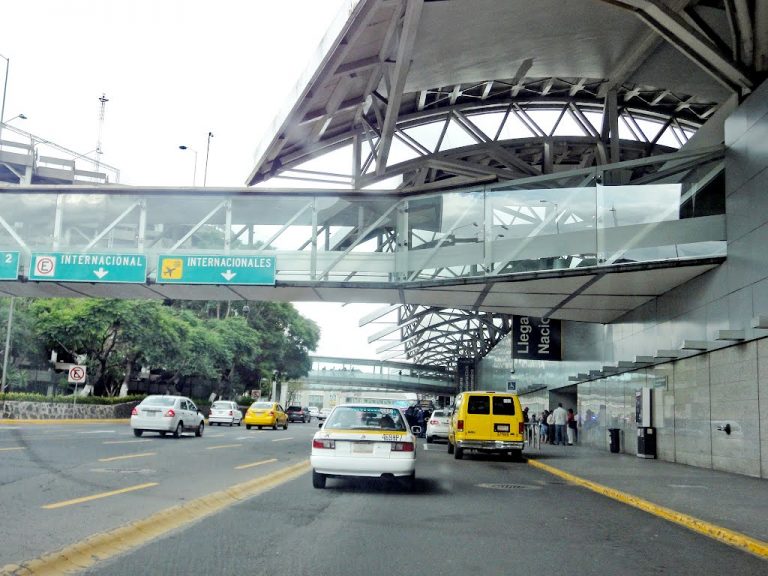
[
  {"left": 493, "top": 396, "right": 516, "bottom": 415},
  {"left": 467, "top": 396, "right": 490, "bottom": 414}
]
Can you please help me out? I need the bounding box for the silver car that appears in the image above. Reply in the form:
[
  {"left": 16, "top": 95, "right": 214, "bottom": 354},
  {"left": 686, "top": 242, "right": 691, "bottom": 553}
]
[
  {"left": 130, "top": 395, "right": 205, "bottom": 438},
  {"left": 208, "top": 400, "right": 243, "bottom": 426}
]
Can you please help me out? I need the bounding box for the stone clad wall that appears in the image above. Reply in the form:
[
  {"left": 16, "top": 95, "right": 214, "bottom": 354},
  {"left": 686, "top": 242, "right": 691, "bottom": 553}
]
[{"left": 0, "top": 400, "right": 139, "bottom": 420}]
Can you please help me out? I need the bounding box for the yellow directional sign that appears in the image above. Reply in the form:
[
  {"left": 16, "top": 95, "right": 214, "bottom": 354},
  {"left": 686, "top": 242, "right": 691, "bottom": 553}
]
[{"left": 160, "top": 258, "right": 184, "bottom": 280}]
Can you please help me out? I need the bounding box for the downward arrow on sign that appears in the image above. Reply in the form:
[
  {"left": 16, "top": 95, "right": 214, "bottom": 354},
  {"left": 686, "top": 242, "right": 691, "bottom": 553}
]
[
  {"left": 221, "top": 270, "right": 237, "bottom": 281},
  {"left": 93, "top": 268, "right": 109, "bottom": 279}
]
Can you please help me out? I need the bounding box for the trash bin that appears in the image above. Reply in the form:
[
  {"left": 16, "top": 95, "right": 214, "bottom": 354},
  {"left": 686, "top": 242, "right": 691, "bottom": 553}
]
[
  {"left": 608, "top": 428, "right": 621, "bottom": 453},
  {"left": 637, "top": 427, "right": 656, "bottom": 459}
]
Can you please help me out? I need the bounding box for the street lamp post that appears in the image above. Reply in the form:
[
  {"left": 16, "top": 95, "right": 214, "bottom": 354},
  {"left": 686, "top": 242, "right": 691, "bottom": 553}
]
[
  {"left": 203, "top": 131, "right": 214, "bottom": 186},
  {"left": 1, "top": 297, "right": 14, "bottom": 392},
  {"left": 178, "top": 145, "right": 198, "bottom": 186},
  {"left": 0, "top": 54, "right": 9, "bottom": 143}
]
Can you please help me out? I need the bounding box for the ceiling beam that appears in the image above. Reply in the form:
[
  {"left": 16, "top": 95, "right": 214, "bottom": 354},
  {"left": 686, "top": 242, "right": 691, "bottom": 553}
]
[
  {"left": 376, "top": 0, "right": 424, "bottom": 176},
  {"left": 605, "top": 0, "right": 753, "bottom": 93}
]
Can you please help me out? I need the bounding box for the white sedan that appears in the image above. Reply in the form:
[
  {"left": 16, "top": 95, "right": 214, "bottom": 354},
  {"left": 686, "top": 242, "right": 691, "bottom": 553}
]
[
  {"left": 130, "top": 395, "right": 205, "bottom": 438},
  {"left": 425, "top": 408, "right": 451, "bottom": 443},
  {"left": 310, "top": 404, "right": 419, "bottom": 489},
  {"left": 208, "top": 400, "right": 243, "bottom": 426}
]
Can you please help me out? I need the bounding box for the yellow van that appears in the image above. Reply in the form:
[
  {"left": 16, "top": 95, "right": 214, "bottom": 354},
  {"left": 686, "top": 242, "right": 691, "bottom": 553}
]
[{"left": 448, "top": 391, "right": 525, "bottom": 460}]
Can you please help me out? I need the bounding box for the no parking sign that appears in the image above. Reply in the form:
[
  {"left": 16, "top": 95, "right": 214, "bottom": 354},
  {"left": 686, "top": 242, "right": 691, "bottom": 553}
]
[{"left": 68, "top": 365, "right": 87, "bottom": 384}]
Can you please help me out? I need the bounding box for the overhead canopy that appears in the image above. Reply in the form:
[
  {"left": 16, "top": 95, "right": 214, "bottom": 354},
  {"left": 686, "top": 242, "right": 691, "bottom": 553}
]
[
  {"left": 242, "top": 0, "right": 763, "bottom": 366},
  {"left": 247, "top": 0, "right": 761, "bottom": 190}
]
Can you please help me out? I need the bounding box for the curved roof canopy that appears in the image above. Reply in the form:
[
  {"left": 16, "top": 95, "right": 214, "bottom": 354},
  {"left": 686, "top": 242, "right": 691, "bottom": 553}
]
[{"left": 247, "top": 0, "right": 762, "bottom": 191}]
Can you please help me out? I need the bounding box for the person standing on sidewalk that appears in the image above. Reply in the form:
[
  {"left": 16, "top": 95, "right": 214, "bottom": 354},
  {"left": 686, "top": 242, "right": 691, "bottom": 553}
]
[
  {"left": 529, "top": 412, "right": 540, "bottom": 449},
  {"left": 553, "top": 403, "right": 568, "bottom": 445},
  {"left": 566, "top": 408, "right": 577, "bottom": 445}
]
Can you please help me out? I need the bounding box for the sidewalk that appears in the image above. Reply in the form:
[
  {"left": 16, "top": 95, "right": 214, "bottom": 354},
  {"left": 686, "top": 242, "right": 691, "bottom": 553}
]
[{"left": 524, "top": 442, "right": 768, "bottom": 546}]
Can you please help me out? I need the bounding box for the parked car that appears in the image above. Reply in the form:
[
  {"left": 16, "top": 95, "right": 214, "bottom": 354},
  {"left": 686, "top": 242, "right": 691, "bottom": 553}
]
[
  {"left": 308, "top": 406, "right": 320, "bottom": 419},
  {"left": 130, "top": 395, "right": 205, "bottom": 438},
  {"left": 244, "top": 401, "right": 288, "bottom": 430},
  {"left": 286, "top": 405, "right": 311, "bottom": 423},
  {"left": 208, "top": 400, "right": 242, "bottom": 427},
  {"left": 425, "top": 409, "right": 450, "bottom": 443},
  {"left": 318, "top": 408, "right": 332, "bottom": 421},
  {"left": 310, "top": 404, "right": 418, "bottom": 490},
  {"left": 448, "top": 391, "right": 524, "bottom": 460}
]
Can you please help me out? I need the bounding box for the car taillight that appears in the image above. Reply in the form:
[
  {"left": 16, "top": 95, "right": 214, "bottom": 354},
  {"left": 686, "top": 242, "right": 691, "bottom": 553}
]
[
  {"left": 269, "top": 411, "right": 275, "bottom": 416},
  {"left": 457, "top": 419, "right": 464, "bottom": 431},
  {"left": 228, "top": 410, "right": 233, "bottom": 416},
  {"left": 312, "top": 439, "right": 335, "bottom": 449},
  {"left": 164, "top": 408, "right": 175, "bottom": 417},
  {"left": 519, "top": 422, "right": 525, "bottom": 434},
  {"left": 429, "top": 419, "right": 438, "bottom": 425},
  {"left": 391, "top": 442, "right": 414, "bottom": 452},
  {"left": 131, "top": 407, "right": 138, "bottom": 416}
]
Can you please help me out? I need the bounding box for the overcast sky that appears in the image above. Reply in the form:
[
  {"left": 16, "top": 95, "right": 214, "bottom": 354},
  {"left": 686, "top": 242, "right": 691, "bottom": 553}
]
[{"left": 2, "top": 0, "right": 393, "bottom": 360}]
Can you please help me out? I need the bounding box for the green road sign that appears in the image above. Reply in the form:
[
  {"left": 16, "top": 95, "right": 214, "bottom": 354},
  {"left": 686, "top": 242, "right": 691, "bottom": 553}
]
[
  {"left": 157, "top": 254, "right": 276, "bottom": 285},
  {"left": 0, "top": 251, "right": 20, "bottom": 280},
  {"left": 29, "top": 252, "right": 147, "bottom": 283}
]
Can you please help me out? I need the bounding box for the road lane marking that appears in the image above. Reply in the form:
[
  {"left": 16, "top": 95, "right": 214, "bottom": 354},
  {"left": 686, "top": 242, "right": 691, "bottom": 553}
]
[
  {"left": 0, "top": 446, "right": 25, "bottom": 452},
  {"left": 103, "top": 439, "right": 151, "bottom": 445},
  {"left": 78, "top": 430, "right": 117, "bottom": 434},
  {"left": 271, "top": 437, "right": 293, "bottom": 442},
  {"left": 234, "top": 458, "right": 278, "bottom": 470},
  {"left": 10, "top": 460, "right": 309, "bottom": 574},
  {"left": 98, "top": 452, "right": 157, "bottom": 463},
  {"left": 41, "top": 482, "right": 159, "bottom": 510},
  {"left": 207, "top": 433, "right": 226, "bottom": 437},
  {"left": 527, "top": 459, "right": 768, "bottom": 559},
  {"left": 205, "top": 443, "right": 243, "bottom": 450}
]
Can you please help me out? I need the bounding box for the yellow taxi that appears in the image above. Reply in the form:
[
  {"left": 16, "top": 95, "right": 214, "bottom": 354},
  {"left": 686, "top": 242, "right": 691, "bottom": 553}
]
[
  {"left": 244, "top": 401, "right": 288, "bottom": 430},
  {"left": 448, "top": 391, "right": 525, "bottom": 460}
]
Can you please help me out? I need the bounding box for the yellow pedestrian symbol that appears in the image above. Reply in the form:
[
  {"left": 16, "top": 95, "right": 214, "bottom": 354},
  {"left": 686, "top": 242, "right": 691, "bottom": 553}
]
[{"left": 161, "top": 258, "right": 183, "bottom": 280}]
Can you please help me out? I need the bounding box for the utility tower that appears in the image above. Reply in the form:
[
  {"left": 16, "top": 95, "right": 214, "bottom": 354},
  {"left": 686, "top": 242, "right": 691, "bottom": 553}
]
[{"left": 95, "top": 93, "right": 109, "bottom": 170}]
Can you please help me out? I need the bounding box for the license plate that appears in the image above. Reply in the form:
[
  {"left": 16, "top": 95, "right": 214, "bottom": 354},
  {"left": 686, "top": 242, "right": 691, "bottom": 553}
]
[
  {"left": 352, "top": 442, "right": 374, "bottom": 453},
  {"left": 495, "top": 423, "right": 510, "bottom": 433}
]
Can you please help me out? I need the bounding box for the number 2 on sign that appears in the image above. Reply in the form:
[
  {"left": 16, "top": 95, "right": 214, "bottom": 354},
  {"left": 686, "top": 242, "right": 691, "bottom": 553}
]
[{"left": 4, "top": 254, "right": 10, "bottom": 264}]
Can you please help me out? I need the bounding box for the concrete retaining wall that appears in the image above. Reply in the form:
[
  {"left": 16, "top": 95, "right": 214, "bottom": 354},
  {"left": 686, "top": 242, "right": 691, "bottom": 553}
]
[{"left": 0, "top": 400, "right": 139, "bottom": 420}]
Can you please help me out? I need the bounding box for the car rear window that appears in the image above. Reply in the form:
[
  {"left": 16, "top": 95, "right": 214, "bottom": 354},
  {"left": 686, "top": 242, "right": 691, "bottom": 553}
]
[
  {"left": 433, "top": 410, "right": 447, "bottom": 417},
  {"left": 287, "top": 406, "right": 301, "bottom": 411},
  {"left": 212, "top": 402, "right": 230, "bottom": 409},
  {"left": 467, "top": 396, "right": 490, "bottom": 414},
  {"left": 141, "top": 396, "right": 176, "bottom": 407},
  {"left": 492, "top": 396, "right": 516, "bottom": 415},
  {"left": 326, "top": 406, "right": 406, "bottom": 431},
  {"left": 251, "top": 402, "right": 272, "bottom": 409}
]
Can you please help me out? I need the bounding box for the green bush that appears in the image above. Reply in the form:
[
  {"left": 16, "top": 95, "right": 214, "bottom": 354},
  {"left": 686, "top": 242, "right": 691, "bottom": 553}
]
[{"left": 0, "top": 392, "right": 147, "bottom": 405}]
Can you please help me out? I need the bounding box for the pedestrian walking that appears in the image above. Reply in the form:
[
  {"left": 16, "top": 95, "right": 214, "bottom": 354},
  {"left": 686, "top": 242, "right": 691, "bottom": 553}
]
[{"left": 540, "top": 410, "right": 550, "bottom": 444}]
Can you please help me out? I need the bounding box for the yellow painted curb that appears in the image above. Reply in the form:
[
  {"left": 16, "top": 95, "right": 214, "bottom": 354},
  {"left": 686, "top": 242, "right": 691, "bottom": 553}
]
[
  {"left": 527, "top": 458, "right": 768, "bottom": 560},
  {"left": 0, "top": 459, "right": 311, "bottom": 576},
  {"left": 0, "top": 419, "right": 129, "bottom": 425}
]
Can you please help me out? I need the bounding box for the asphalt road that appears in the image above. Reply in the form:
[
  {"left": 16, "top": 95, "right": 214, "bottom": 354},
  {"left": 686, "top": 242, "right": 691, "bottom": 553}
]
[{"left": 1, "top": 421, "right": 766, "bottom": 575}]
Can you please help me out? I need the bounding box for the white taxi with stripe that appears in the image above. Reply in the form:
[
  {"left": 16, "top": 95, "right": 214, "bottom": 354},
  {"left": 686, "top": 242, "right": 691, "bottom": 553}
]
[{"left": 310, "top": 404, "right": 419, "bottom": 489}]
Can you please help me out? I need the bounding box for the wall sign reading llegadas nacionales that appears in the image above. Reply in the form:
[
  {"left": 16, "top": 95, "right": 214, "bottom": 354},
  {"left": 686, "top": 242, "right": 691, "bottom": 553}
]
[{"left": 512, "top": 316, "right": 562, "bottom": 361}]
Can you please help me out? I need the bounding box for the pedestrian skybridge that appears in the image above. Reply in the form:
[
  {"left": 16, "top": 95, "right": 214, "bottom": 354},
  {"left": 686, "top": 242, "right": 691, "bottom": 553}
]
[
  {"left": 0, "top": 146, "right": 724, "bottom": 326},
  {"left": 299, "top": 356, "right": 454, "bottom": 395}
]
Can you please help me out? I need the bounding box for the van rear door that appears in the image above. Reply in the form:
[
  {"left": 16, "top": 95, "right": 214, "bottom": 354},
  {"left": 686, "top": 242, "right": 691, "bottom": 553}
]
[
  {"left": 464, "top": 395, "right": 492, "bottom": 439},
  {"left": 491, "top": 395, "right": 522, "bottom": 441}
]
